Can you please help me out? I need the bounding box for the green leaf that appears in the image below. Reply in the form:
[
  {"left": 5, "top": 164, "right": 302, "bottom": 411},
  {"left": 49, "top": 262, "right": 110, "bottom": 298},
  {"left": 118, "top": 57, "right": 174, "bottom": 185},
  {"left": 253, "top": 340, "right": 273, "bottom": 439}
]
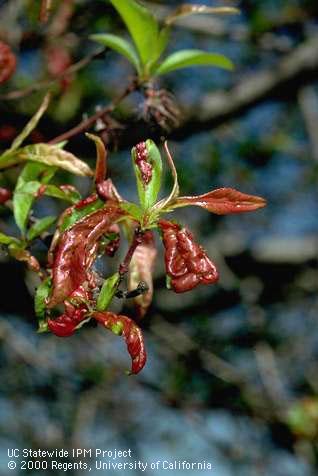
[
  {"left": 35, "top": 277, "right": 51, "bottom": 332},
  {"left": 0, "top": 232, "right": 20, "bottom": 246},
  {"left": 90, "top": 33, "right": 141, "bottom": 73},
  {"left": 9, "top": 93, "right": 51, "bottom": 152},
  {"left": 44, "top": 184, "right": 81, "bottom": 204},
  {"left": 96, "top": 272, "right": 120, "bottom": 311},
  {"left": 164, "top": 4, "right": 240, "bottom": 26},
  {"left": 132, "top": 139, "right": 163, "bottom": 211},
  {"left": 119, "top": 202, "right": 144, "bottom": 221},
  {"left": 154, "top": 49, "right": 234, "bottom": 76},
  {"left": 14, "top": 143, "right": 93, "bottom": 177},
  {"left": 13, "top": 181, "right": 41, "bottom": 234},
  {"left": 60, "top": 198, "right": 104, "bottom": 232},
  {"left": 17, "top": 162, "right": 57, "bottom": 189},
  {"left": 109, "top": 0, "right": 159, "bottom": 65},
  {"left": 150, "top": 141, "right": 179, "bottom": 215},
  {"left": 27, "top": 216, "right": 56, "bottom": 241}
]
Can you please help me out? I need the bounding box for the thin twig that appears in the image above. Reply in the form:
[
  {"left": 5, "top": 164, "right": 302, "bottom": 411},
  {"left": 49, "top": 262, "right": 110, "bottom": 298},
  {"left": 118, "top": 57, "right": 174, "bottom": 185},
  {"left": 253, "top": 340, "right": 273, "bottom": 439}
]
[
  {"left": 119, "top": 227, "right": 144, "bottom": 277},
  {"left": 48, "top": 80, "right": 138, "bottom": 144},
  {"left": 0, "top": 48, "right": 106, "bottom": 101}
]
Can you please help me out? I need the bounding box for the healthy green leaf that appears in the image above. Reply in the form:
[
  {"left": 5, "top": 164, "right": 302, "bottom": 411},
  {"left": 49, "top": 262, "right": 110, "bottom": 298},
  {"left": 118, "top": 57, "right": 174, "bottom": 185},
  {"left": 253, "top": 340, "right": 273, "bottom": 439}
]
[
  {"left": 132, "top": 139, "right": 163, "bottom": 211},
  {"left": 0, "top": 232, "right": 20, "bottom": 246},
  {"left": 90, "top": 33, "right": 141, "bottom": 73},
  {"left": 165, "top": 4, "right": 240, "bottom": 25},
  {"left": 27, "top": 216, "right": 56, "bottom": 241},
  {"left": 109, "top": 0, "right": 159, "bottom": 65},
  {"left": 14, "top": 143, "right": 93, "bottom": 176},
  {"left": 154, "top": 49, "right": 234, "bottom": 76},
  {"left": 96, "top": 272, "right": 120, "bottom": 311},
  {"left": 17, "top": 162, "right": 57, "bottom": 189},
  {"left": 119, "top": 202, "right": 144, "bottom": 221},
  {"left": 13, "top": 181, "right": 41, "bottom": 234},
  {"left": 35, "top": 277, "right": 51, "bottom": 332}
]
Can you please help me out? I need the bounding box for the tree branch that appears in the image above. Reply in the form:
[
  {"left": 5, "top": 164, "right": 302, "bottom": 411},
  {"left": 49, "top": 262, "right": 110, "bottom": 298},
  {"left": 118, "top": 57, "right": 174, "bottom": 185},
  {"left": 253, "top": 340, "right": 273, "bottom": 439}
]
[{"left": 172, "top": 35, "right": 318, "bottom": 140}]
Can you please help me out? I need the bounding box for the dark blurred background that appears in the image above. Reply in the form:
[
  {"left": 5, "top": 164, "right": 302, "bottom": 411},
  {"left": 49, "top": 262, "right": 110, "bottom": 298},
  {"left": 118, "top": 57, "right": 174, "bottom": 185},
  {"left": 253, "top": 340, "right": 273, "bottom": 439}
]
[{"left": 0, "top": 0, "right": 318, "bottom": 475}]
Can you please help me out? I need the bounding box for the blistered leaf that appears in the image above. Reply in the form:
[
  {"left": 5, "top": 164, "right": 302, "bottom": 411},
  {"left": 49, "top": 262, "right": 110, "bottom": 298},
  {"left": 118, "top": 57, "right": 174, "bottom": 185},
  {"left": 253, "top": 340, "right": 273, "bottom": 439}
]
[
  {"left": 131, "top": 140, "right": 162, "bottom": 210},
  {"left": 174, "top": 188, "right": 267, "bottom": 215},
  {"left": 109, "top": 0, "right": 159, "bottom": 65},
  {"left": 154, "top": 49, "right": 234, "bottom": 76},
  {"left": 158, "top": 219, "right": 219, "bottom": 293},
  {"left": 93, "top": 311, "right": 147, "bottom": 374},
  {"left": 165, "top": 4, "right": 240, "bottom": 25},
  {"left": 27, "top": 216, "right": 56, "bottom": 241},
  {"left": 48, "top": 205, "right": 123, "bottom": 308},
  {"left": 96, "top": 272, "right": 120, "bottom": 311},
  {"left": 128, "top": 231, "right": 157, "bottom": 318},
  {"left": 9, "top": 93, "right": 51, "bottom": 152},
  {"left": 59, "top": 196, "right": 104, "bottom": 233},
  {"left": 13, "top": 144, "right": 93, "bottom": 176},
  {"left": 34, "top": 277, "right": 51, "bottom": 332},
  {"left": 90, "top": 33, "right": 141, "bottom": 73}
]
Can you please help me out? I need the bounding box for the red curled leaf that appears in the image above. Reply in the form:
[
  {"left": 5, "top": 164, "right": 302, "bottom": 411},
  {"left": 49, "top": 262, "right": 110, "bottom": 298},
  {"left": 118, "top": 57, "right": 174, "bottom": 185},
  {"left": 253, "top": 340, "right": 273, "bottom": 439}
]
[
  {"left": 48, "top": 308, "right": 86, "bottom": 337},
  {"left": 93, "top": 311, "right": 147, "bottom": 374},
  {"left": 128, "top": 231, "right": 157, "bottom": 318},
  {"left": 48, "top": 205, "right": 123, "bottom": 308},
  {"left": 0, "top": 187, "right": 12, "bottom": 204},
  {"left": 48, "top": 285, "right": 92, "bottom": 337},
  {"left": 159, "top": 219, "right": 219, "bottom": 293},
  {"left": 0, "top": 41, "right": 16, "bottom": 84},
  {"left": 174, "top": 188, "right": 266, "bottom": 215}
]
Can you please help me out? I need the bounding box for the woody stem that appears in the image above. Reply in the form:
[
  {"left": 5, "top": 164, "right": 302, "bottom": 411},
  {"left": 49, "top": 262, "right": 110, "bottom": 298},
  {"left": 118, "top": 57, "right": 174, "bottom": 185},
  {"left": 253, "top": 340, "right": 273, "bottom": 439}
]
[{"left": 119, "top": 227, "right": 144, "bottom": 277}]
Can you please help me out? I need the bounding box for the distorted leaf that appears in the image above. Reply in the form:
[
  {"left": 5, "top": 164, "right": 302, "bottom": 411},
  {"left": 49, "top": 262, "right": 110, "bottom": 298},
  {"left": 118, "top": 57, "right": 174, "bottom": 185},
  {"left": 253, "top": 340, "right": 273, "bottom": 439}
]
[
  {"left": 174, "top": 188, "right": 267, "bottom": 214},
  {"left": 158, "top": 219, "right": 219, "bottom": 293},
  {"left": 59, "top": 196, "right": 104, "bottom": 232},
  {"left": 93, "top": 311, "right": 147, "bottom": 374},
  {"left": 48, "top": 205, "right": 124, "bottom": 308},
  {"left": 85, "top": 133, "right": 107, "bottom": 185},
  {"left": 128, "top": 231, "right": 157, "bottom": 318}
]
